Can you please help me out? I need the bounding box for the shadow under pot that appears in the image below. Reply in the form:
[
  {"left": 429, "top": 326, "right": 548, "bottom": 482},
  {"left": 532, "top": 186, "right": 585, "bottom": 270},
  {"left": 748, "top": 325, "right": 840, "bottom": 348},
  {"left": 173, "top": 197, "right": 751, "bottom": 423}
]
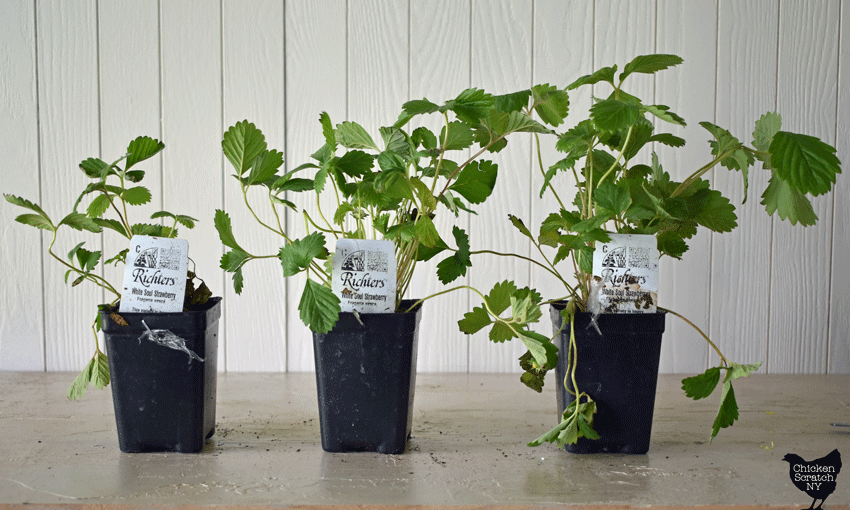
[
  {"left": 312, "top": 299, "right": 422, "bottom": 454},
  {"left": 101, "top": 297, "right": 221, "bottom": 453},
  {"left": 551, "top": 303, "right": 665, "bottom": 454}
]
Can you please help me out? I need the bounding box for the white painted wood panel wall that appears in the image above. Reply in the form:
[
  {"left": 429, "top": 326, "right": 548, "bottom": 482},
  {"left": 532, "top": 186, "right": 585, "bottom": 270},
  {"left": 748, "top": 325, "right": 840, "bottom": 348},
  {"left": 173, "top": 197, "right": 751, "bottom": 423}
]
[{"left": 1, "top": 0, "right": 847, "bottom": 375}]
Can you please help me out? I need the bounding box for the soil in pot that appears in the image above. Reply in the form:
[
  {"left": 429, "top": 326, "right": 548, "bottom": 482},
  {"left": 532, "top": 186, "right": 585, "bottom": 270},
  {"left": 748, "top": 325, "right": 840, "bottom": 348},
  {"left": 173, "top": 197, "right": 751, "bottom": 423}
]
[
  {"left": 312, "top": 299, "right": 422, "bottom": 454},
  {"left": 551, "top": 303, "right": 665, "bottom": 454},
  {"left": 101, "top": 297, "right": 221, "bottom": 453}
]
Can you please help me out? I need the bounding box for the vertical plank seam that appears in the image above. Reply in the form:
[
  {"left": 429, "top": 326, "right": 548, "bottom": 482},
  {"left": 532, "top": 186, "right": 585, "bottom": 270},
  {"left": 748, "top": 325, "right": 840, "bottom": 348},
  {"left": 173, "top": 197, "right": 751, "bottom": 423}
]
[
  {"left": 219, "top": 0, "right": 227, "bottom": 372},
  {"left": 765, "top": 0, "right": 782, "bottom": 374},
  {"left": 527, "top": 0, "right": 534, "bottom": 299},
  {"left": 95, "top": 0, "right": 105, "bottom": 308},
  {"left": 33, "top": 0, "right": 47, "bottom": 372},
  {"left": 157, "top": 0, "right": 164, "bottom": 211},
  {"left": 824, "top": 0, "right": 842, "bottom": 373},
  {"left": 282, "top": 0, "right": 289, "bottom": 373},
  {"left": 706, "top": 0, "right": 719, "bottom": 367},
  {"left": 467, "top": 0, "right": 473, "bottom": 373}
]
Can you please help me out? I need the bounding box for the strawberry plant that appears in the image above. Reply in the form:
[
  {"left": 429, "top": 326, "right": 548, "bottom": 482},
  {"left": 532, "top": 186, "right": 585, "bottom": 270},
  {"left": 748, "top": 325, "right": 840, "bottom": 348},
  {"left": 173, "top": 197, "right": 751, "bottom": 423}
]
[
  {"left": 459, "top": 54, "right": 842, "bottom": 447},
  {"left": 215, "top": 87, "right": 568, "bottom": 355},
  {"left": 5, "top": 137, "right": 210, "bottom": 399}
]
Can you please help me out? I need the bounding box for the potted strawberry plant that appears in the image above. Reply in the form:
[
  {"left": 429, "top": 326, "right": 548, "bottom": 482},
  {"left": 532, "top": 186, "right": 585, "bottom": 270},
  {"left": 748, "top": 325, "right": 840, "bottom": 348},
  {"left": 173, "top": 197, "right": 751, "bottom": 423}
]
[
  {"left": 215, "top": 87, "right": 561, "bottom": 453},
  {"left": 4, "top": 137, "right": 220, "bottom": 453},
  {"left": 460, "top": 54, "right": 842, "bottom": 453}
]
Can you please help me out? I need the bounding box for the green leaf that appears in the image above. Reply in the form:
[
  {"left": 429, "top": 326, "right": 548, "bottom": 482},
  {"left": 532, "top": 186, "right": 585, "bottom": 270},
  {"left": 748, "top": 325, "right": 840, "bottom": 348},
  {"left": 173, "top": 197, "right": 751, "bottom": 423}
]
[
  {"left": 681, "top": 367, "right": 721, "bottom": 400},
  {"left": 220, "top": 249, "right": 251, "bottom": 272},
  {"left": 457, "top": 305, "right": 492, "bottom": 335},
  {"left": 124, "top": 170, "right": 145, "bottom": 183},
  {"left": 440, "top": 121, "right": 475, "bottom": 151},
  {"left": 494, "top": 89, "right": 531, "bottom": 113},
  {"left": 414, "top": 215, "right": 441, "bottom": 248},
  {"left": 760, "top": 174, "right": 818, "bottom": 226},
  {"left": 279, "top": 232, "right": 327, "bottom": 277},
  {"left": 727, "top": 361, "right": 762, "bottom": 380},
  {"left": 445, "top": 88, "right": 494, "bottom": 124},
  {"left": 336, "top": 150, "right": 374, "bottom": 178},
  {"left": 336, "top": 121, "right": 379, "bottom": 151},
  {"left": 449, "top": 160, "right": 498, "bottom": 204},
  {"left": 93, "top": 218, "right": 127, "bottom": 237},
  {"left": 436, "top": 226, "right": 471, "bottom": 284},
  {"left": 381, "top": 126, "right": 413, "bottom": 159},
  {"left": 401, "top": 98, "right": 440, "bottom": 117},
  {"left": 508, "top": 214, "right": 533, "bottom": 240},
  {"left": 752, "top": 112, "right": 782, "bottom": 155},
  {"left": 299, "top": 279, "right": 341, "bottom": 334},
  {"left": 594, "top": 181, "right": 631, "bottom": 215},
  {"left": 531, "top": 84, "right": 569, "bottom": 127},
  {"left": 232, "top": 267, "right": 244, "bottom": 294},
  {"left": 13, "top": 213, "right": 55, "bottom": 231},
  {"left": 694, "top": 189, "right": 737, "bottom": 233},
  {"left": 214, "top": 209, "right": 244, "bottom": 251},
  {"left": 591, "top": 99, "right": 642, "bottom": 133},
  {"left": 121, "top": 186, "right": 152, "bottom": 206},
  {"left": 642, "top": 104, "right": 686, "bottom": 126},
  {"left": 568, "top": 65, "right": 616, "bottom": 90},
  {"left": 709, "top": 380, "right": 739, "bottom": 443},
  {"left": 769, "top": 131, "right": 841, "bottom": 196},
  {"left": 319, "top": 111, "right": 337, "bottom": 152},
  {"left": 150, "top": 211, "right": 198, "bottom": 229},
  {"left": 125, "top": 136, "right": 164, "bottom": 170},
  {"left": 246, "top": 149, "right": 284, "bottom": 186},
  {"left": 58, "top": 212, "right": 101, "bottom": 233},
  {"left": 67, "top": 351, "right": 110, "bottom": 400},
  {"left": 485, "top": 280, "right": 517, "bottom": 316},
  {"left": 79, "top": 157, "right": 109, "bottom": 179},
  {"left": 620, "top": 54, "right": 683, "bottom": 82},
  {"left": 223, "top": 120, "right": 268, "bottom": 176},
  {"left": 411, "top": 126, "right": 438, "bottom": 151},
  {"left": 86, "top": 194, "right": 111, "bottom": 219},
  {"left": 650, "top": 133, "right": 686, "bottom": 148},
  {"left": 518, "top": 329, "right": 558, "bottom": 369}
]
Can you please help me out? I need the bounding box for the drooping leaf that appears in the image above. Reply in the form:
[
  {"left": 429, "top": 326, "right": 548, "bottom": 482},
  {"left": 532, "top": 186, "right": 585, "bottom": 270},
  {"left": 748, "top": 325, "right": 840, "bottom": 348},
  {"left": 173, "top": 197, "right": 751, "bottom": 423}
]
[
  {"left": 223, "top": 120, "right": 268, "bottom": 176},
  {"left": 494, "top": 89, "right": 532, "bottom": 113},
  {"left": 681, "top": 367, "right": 721, "bottom": 400},
  {"left": 508, "top": 214, "right": 533, "bottom": 240},
  {"left": 760, "top": 174, "right": 818, "bottom": 226},
  {"left": 79, "top": 157, "right": 109, "bottom": 179},
  {"left": 694, "top": 189, "right": 738, "bottom": 233},
  {"left": 709, "top": 380, "right": 739, "bottom": 443},
  {"left": 58, "top": 212, "right": 101, "bottom": 233},
  {"left": 150, "top": 211, "right": 198, "bottom": 229},
  {"left": 769, "top": 131, "right": 841, "bottom": 196},
  {"left": 67, "top": 351, "right": 110, "bottom": 400},
  {"left": 299, "top": 279, "right": 341, "bottom": 334},
  {"left": 436, "top": 226, "right": 471, "bottom": 284},
  {"left": 214, "top": 209, "right": 244, "bottom": 251},
  {"left": 642, "top": 104, "right": 686, "bottom": 126},
  {"left": 14, "top": 213, "right": 55, "bottom": 231}
]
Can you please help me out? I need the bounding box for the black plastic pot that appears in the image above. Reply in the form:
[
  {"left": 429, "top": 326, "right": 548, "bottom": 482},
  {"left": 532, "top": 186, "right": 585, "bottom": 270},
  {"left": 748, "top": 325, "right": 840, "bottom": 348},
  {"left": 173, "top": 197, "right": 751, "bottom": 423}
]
[
  {"left": 101, "top": 297, "right": 221, "bottom": 453},
  {"left": 312, "top": 299, "right": 422, "bottom": 454},
  {"left": 551, "top": 303, "right": 665, "bottom": 454}
]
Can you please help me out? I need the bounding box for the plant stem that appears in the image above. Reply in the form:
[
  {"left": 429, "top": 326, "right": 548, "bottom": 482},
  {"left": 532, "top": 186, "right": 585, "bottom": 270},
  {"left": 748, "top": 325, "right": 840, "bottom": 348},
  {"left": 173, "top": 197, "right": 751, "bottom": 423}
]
[
  {"left": 669, "top": 145, "right": 746, "bottom": 198},
  {"left": 534, "top": 132, "right": 566, "bottom": 211},
  {"left": 659, "top": 306, "right": 729, "bottom": 366}
]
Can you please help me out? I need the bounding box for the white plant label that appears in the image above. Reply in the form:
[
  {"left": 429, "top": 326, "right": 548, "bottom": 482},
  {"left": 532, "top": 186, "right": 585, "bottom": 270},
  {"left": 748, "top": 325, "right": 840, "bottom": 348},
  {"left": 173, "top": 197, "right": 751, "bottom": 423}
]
[
  {"left": 591, "top": 233, "right": 658, "bottom": 313},
  {"left": 332, "top": 239, "right": 396, "bottom": 314},
  {"left": 119, "top": 235, "right": 188, "bottom": 313}
]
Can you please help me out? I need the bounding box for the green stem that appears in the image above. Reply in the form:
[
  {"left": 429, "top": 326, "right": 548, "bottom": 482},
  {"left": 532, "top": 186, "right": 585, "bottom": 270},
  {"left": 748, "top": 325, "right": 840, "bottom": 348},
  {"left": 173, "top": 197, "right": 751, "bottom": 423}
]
[
  {"left": 533, "top": 132, "right": 566, "bottom": 211},
  {"left": 669, "top": 145, "right": 747, "bottom": 198},
  {"left": 659, "top": 306, "right": 729, "bottom": 366}
]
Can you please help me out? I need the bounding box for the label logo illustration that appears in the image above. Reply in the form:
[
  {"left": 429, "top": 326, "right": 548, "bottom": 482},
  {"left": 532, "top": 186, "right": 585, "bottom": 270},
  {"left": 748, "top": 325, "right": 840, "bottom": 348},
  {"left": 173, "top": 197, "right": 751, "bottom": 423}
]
[{"left": 782, "top": 448, "right": 842, "bottom": 509}]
